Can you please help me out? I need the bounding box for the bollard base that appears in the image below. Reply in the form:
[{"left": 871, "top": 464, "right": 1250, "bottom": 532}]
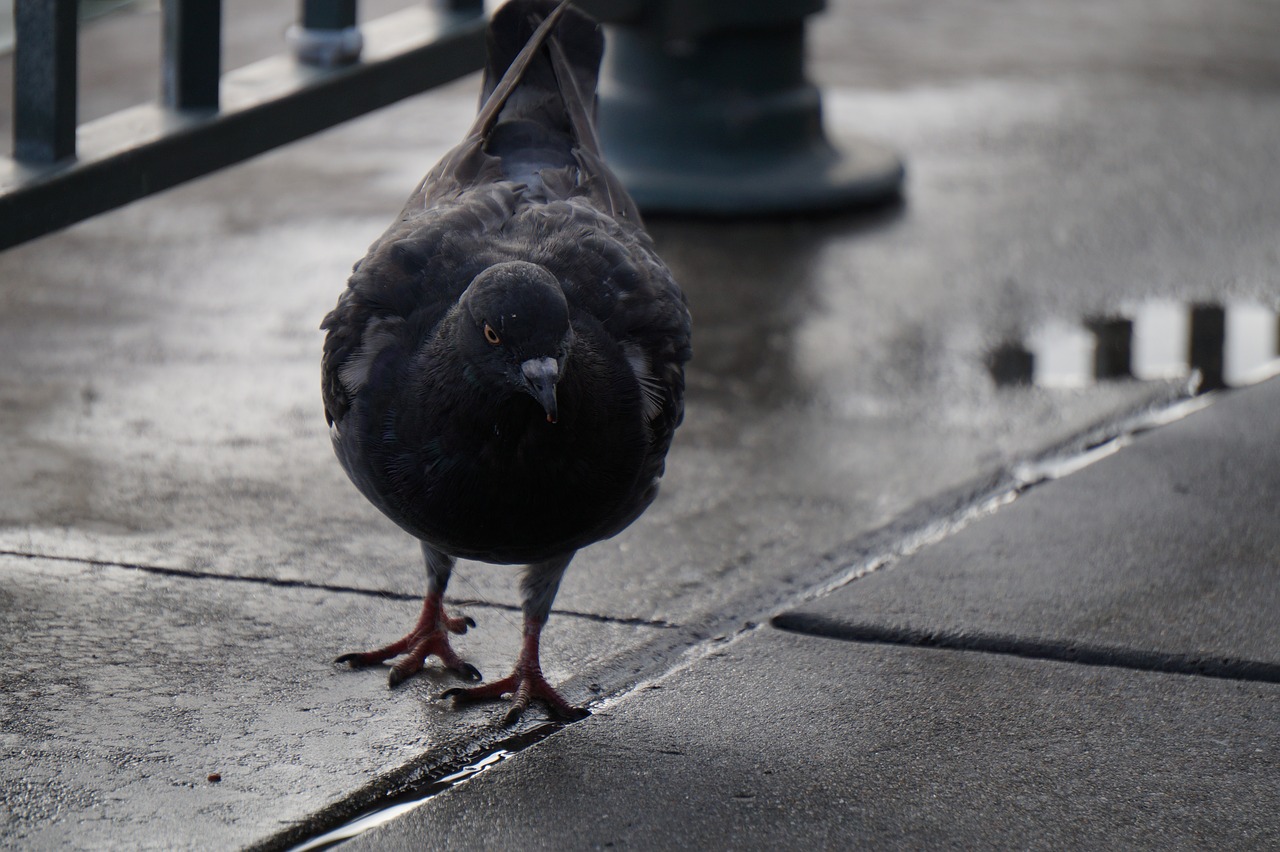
[
  {"left": 286, "top": 24, "right": 363, "bottom": 68},
  {"left": 594, "top": 22, "right": 904, "bottom": 216},
  {"left": 606, "top": 134, "right": 904, "bottom": 217}
]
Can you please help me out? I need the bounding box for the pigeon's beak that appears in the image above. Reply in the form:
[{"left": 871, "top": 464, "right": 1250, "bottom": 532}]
[{"left": 521, "top": 356, "right": 560, "bottom": 423}]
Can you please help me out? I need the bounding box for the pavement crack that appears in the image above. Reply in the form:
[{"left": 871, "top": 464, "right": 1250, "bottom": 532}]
[
  {"left": 258, "top": 721, "right": 573, "bottom": 852},
  {"left": 771, "top": 616, "right": 1280, "bottom": 685},
  {"left": 0, "top": 549, "right": 676, "bottom": 630},
  {"left": 446, "top": 597, "right": 678, "bottom": 628},
  {"left": 0, "top": 548, "right": 424, "bottom": 601}
]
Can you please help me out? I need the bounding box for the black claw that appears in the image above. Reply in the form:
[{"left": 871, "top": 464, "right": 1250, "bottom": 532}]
[
  {"left": 558, "top": 705, "right": 591, "bottom": 723},
  {"left": 501, "top": 706, "right": 525, "bottom": 726},
  {"left": 440, "top": 687, "right": 465, "bottom": 701},
  {"left": 457, "top": 663, "right": 483, "bottom": 682},
  {"left": 539, "top": 701, "right": 590, "bottom": 723},
  {"left": 334, "top": 653, "right": 366, "bottom": 668},
  {"left": 463, "top": 616, "right": 477, "bottom": 628},
  {"left": 388, "top": 667, "right": 413, "bottom": 688}
]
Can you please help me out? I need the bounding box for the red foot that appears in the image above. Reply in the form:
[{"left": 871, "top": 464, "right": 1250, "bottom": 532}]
[
  {"left": 442, "top": 667, "right": 587, "bottom": 725},
  {"left": 441, "top": 619, "right": 588, "bottom": 724},
  {"left": 335, "top": 594, "right": 480, "bottom": 687}
]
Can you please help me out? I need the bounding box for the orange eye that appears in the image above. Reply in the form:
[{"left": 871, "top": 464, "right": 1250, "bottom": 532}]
[{"left": 483, "top": 323, "right": 501, "bottom": 345}]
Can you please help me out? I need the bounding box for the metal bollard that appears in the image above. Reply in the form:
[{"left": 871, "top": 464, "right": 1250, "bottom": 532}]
[{"left": 577, "top": 0, "right": 904, "bottom": 215}]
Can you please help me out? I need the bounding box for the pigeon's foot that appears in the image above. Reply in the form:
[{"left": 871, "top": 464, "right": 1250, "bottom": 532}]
[
  {"left": 334, "top": 593, "right": 481, "bottom": 688},
  {"left": 441, "top": 618, "right": 588, "bottom": 725},
  {"left": 442, "top": 666, "right": 588, "bottom": 725}
]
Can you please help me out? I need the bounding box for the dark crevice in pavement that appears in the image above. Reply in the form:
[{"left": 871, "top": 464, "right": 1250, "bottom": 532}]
[
  {"left": 0, "top": 549, "right": 678, "bottom": 629},
  {"left": 768, "top": 390, "right": 1280, "bottom": 687},
  {"left": 0, "top": 390, "right": 1244, "bottom": 852},
  {"left": 253, "top": 720, "right": 574, "bottom": 852},
  {"left": 771, "top": 616, "right": 1280, "bottom": 685},
  {"left": 258, "top": 621, "right": 711, "bottom": 851},
  {"left": 445, "top": 597, "right": 678, "bottom": 628}
]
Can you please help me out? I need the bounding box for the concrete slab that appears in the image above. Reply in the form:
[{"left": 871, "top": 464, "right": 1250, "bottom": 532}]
[
  {"left": 4, "top": 11, "right": 1206, "bottom": 847},
  {"left": 777, "top": 376, "right": 1280, "bottom": 672},
  {"left": 813, "top": 0, "right": 1280, "bottom": 91},
  {"left": 0, "top": 68, "right": 1196, "bottom": 631},
  {"left": 343, "top": 628, "right": 1280, "bottom": 850},
  {"left": 0, "top": 554, "right": 668, "bottom": 850},
  {"left": 0, "top": 0, "right": 1278, "bottom": 848}
]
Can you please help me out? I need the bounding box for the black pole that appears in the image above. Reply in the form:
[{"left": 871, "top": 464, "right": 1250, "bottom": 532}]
[
  {"left": 302, "top": 0, "right": 357, "bottom": 31},
  {"left": 1189, "top": 304, "right": 1226, "bottom": 392},
  {"left": 1087, "top": 317, "right": 1134, "bottom": 381},
  {"left": 163, "top": 0, "right": 222, "bottom": 111},
  {"left": 13, "top": 0, "right": 79, "bottom": 163}
]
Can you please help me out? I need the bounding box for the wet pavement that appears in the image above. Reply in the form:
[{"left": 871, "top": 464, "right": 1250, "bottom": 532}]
[
  {"left": 345, "top": 637, "right": 1279, "bottom": 850},
  {"left": 2, "top": 0, "right": 1280, "bottom": 848},
  {"left": 344, "top": 374, "right": 1280, "bottom": 850}
]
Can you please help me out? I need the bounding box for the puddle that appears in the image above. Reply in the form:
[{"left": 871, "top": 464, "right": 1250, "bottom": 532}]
[
  {"left": 988, "top": 300, "right": 1280, "bottom": 392},
  {"left": 286, "top": 722, "right": 565, "bottom": 852}
]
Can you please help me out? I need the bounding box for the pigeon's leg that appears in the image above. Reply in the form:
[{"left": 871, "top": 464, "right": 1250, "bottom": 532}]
[
  {"left": 335, "top": 544, "right": 482, "bottom": 687},
  {"left": 442, "top": 552, "right": 588, "bottom": 725}
]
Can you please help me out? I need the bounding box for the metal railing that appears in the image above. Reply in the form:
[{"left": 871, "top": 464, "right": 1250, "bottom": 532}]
[{"left": 1, "top": 0, "right": 487, "bottom": 251}]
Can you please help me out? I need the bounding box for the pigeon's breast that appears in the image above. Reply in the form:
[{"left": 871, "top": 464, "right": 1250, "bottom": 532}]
[{"left": 350, "top": 354, "right": 653, "bottom": 564}]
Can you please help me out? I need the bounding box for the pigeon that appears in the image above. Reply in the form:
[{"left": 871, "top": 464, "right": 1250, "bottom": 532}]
[{"left": 321, "top": 0, "right": 691, "bottom": 724}]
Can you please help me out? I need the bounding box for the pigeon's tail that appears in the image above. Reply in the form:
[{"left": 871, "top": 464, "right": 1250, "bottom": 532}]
[
  {"left": 481, "top": 1, "right": 602, "bottom": 112},
  {"left": 473, "top": 1, "right": 604, "bottom": 181}
]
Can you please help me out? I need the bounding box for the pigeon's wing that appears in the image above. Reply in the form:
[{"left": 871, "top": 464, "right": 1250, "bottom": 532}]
[
  {"left": 516, "top": 198, "right": 691, "bottom": 460},
  {"left": 587, "top": 226, "right": 691, "bottom": 455},
  {"left": 543, "top": 31, "right": 643, "bottom": 225},
  {"left": 576, "top": 214, "right": 690, "bottom": 504}
]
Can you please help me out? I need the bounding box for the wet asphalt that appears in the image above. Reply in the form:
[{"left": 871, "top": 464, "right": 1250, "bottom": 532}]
[{"left": 1, "top": 0, "right": 1279, "bottom": 849}]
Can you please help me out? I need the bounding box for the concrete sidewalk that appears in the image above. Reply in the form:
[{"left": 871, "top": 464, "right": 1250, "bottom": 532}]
[
  {"left": 342, "top": 377, "right": 1280, "bottom": 849},
  {"left": 2, "top": 0, "right": 1280, "bottom": 849}
]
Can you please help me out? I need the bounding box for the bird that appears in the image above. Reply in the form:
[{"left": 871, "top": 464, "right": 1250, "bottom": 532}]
[{"left": 320, "top": 0, "right": 691, "bottom": 724}]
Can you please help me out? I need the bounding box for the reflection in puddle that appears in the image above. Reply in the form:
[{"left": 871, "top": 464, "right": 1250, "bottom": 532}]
[
  {"left": 1226, "top": 303, "right": 1280, "bottom": 386},
  {"left": 990, "top": 300, "right": 1280, "bottom": 392},
  {"left": 1131, "top": 301, "right": 1188, "bottom": 380},
  {"left": 288, "top": 747, "right": 516, "bottom": 851}
]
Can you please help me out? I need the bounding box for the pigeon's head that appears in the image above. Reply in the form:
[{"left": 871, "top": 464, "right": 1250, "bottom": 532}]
[{"left": 460, "top": 261, "right": 572, "bottom": 423}]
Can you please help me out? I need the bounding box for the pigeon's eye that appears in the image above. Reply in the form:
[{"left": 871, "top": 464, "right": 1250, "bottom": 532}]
[{"left": 483, "top": 323, "right": 502, "bottom": 345}]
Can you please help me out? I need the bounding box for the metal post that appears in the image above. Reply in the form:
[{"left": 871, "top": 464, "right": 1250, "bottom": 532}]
[
  {"left": 1087, "top": 317, "right": 1134, "bottom": 380},
  {"left": 987, "top": 342, "right": 1035, "bottom": 387},
  {"left": 163, "top": 0, "right": 222, "bottom": 111},
  {"left": 1, "top": 3, "right": 487, "bottom": 251},
  {"left": 13, "top": 0, "right": 79, "bottom": 163},
  {"left": 1189, "top": 304, "right": 1226, "bottom": 392},
  {"left": 289, "top": 0, "right": 362, "bottom": 68},
  {"left": 302, "top": 0, "right": 356, "bottom": 30},
  {"left": 578, "top": 0, "right": 904, "bottom": 215}
]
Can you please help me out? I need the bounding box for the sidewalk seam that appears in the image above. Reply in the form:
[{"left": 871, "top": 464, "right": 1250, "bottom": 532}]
[
  {"left": 770, "top": 616, "right": 1280, "bottom": 685},
  {"left": 0, "top": 549, "right": 677, "bottom": 629}
]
